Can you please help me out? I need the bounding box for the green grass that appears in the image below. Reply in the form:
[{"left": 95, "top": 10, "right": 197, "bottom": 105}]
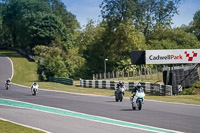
[
  {"left": 0, "top": 120, "right": 44, "bottom": 133},
  {"left": 0, "top": 50, "right": 200, "bottom": 105}
]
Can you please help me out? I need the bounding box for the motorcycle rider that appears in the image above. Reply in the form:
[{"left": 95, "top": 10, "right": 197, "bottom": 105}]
[
  {"left": 116, "top": 81, "right": 125, "bottom": 92},
  {"left": 5, "top": 78, "right": 11, "bottom": 88},
  {"left": 31, "top": 82, "right": 38, "bottom": 92},
  {"left": 130, "top": 83, "right": 143, "bottom": 101},
  {"left": 5, "top": 78, "right": 11, "bottom": 85},
  {"left": 117, "top": 81, "right": 124, "bottom": 90}
]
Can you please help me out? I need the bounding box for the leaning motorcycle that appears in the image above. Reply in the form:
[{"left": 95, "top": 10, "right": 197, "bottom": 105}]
[
  {"left": 31, "top": 84, "right": 38, "bottom": 96},
  {"left": 115, "top": 86, "right": 126, "bottom": 102},
  {"left": 5, "top": 82, "right": 10, "bottom": 90},
  {"left": 130, "top": 88, "right": 145, "bottom": 110}
]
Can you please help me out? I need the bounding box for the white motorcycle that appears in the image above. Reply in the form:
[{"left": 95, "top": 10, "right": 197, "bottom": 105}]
[
  {"left": 130, "top": 88, "right": 145, "bottom": 110},
  {"left": 115, "top": 86, "right": 126, "bottom": 102},
  {"left": 31, "top": 84, "right": 38, "bottom": 96}
]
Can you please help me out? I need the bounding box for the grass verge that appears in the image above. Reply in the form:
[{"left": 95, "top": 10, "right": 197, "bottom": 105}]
[
  {"left": 0, "top": 50, "right": 200, "bottom": 105},
  {"left": 0, "top": 119, "right": 44, "bottom": 133}
]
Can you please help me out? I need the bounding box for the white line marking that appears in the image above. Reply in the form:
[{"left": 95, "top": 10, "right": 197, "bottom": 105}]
[
  {"left": 0, "top": 117, "right": 51, "bottom": 133},
  {"left": 6, "top": 57, "right": 14, "bottom": 80}
]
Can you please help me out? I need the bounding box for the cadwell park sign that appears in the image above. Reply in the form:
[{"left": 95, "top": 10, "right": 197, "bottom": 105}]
[
  {"left": 131, "top": 49, "right": 200, "bottom": 65},
  {"left": 131, "top": 49, "right": 200, "bottom": 95}
]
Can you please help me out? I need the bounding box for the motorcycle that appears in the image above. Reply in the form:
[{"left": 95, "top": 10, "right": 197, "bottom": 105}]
[
  {"left": 114, "top": 86, "right": 126, "bottom": 102},
  {"left": 5, "top": 82, "right": 10, "bottom": 90},
  {"left": 31, "top": 84, "right": 38, "bottom": 96},
  {"left": 130, "top": 88, "right": 145, "bottom": 110}
]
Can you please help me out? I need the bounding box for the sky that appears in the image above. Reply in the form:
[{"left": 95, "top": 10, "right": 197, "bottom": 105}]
[{"left": 63, "top": 0, "right": 200, "bottom": 28}]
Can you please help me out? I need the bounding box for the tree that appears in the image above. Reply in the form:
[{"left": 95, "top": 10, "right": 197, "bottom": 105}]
[
  {"left": 134, "top": 0, "right": 181, "bottom": 42},
  {"left": 2, "top": 0, "right": 52, "bottom": 49},
  {"left": 65, "top": 47, "right": 85, "bottom": 78},
  {"left": 2, "top": 0, "right": 78, "bottom": 52},
  {"left": 100, "top": 0, "right": 181, "bottom": 42},
  {"left": 82, "top": 21, "right": 146, "bottom": 75},
  {"left": 33, "top": 45, "right": 69, "bottom": 78},
  {"left": 106, "top": 22, "right": 146, "bottom": 70},
  {"left": 100, "top": 0, "right": 137, "bottom": 29},
  {"left": 26, "top": 14, "right": 66, "bottom": 49},
  {"left": 149, "top": 27, "right": 200, "bottom": 49},
  {"left": 47, "top": 0, "right": 80, "bottom": 32},
  {"left": 191, "top": 10, "right": 200, "bottom": 40}
]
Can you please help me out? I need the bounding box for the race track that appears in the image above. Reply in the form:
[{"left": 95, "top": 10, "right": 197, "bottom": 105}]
[{"left": 0, "top": 55, "right": 200, "bottom": 133}]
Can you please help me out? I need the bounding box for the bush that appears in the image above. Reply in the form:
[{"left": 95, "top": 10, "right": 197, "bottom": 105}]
[
  {"left": 41, "top": 55, "right": 69, "bottom": 79},
  {"left": 192, "top": 81, "right": 200, "bottom": 88},
  {"left": 180, "top": 87, "right": 196, "bottom": 95}
]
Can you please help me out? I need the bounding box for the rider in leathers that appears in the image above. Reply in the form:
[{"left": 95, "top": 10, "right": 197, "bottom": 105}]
[
  {"left": 117, "top": 81, "right": 124, "bottom": 90},
  {"left": 5, "top": 78, "right": 11, "bottom": 85},
  {"left": 31, "top": 82, "right": 39, "bottom": 92},
  {"left": 130, "top": 83, "right": 143, "bottom": 101}
]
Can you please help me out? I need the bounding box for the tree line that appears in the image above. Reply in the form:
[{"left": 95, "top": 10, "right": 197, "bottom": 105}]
[{"left": 0, "top": 0, "right": 200, "bottom": 80}]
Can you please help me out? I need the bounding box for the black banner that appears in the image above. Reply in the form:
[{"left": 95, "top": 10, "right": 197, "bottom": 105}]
[{"left": 131, "top": 51, "right": 145, "bottom": 65}]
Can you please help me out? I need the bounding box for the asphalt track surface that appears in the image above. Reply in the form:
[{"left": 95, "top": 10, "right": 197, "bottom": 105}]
[{"left": 0, "top": 55, "right": 200, "bottom": 133}]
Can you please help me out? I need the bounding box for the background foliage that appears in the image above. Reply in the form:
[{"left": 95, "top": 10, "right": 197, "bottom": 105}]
[{"left": 0, "top": 0, "right": 200, "bottom": 80}]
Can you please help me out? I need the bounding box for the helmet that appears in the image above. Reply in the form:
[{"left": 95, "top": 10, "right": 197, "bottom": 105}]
[
  {"left": 33, "top": 82, "right": 37, "bottom": 85},
  {"left": 119, "top": 81, "right": 124, "bottom": 87},
  {"left": 136, "top": 83, "right": 141, "bottom": 87},
  {"left": 8, "top": 78, "right": 11, "bottom": 81},
  {"left": 119, "top": 81, "right": 123, "bottom": 85}
]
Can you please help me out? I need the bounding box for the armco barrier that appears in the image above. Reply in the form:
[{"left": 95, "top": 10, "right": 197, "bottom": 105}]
[
  {"left": 0, "top": 48, "right": 35, "bottom": 62},
  {"left": 80, "top": 79, "right": 172, "bottom": 96},
  {"left": 49, "top": 77, "right": 73, "bottom": 85}
]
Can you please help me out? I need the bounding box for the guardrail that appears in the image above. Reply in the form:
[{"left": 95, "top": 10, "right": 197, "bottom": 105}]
[
  {"left": 49, "top": 77, "right": 73, "bottom": 85},
  {"left": 80, "top": 79, "right": 172, "bottom": 96}
]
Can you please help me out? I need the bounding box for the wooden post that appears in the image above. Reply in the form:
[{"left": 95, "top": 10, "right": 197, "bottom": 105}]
[
  {"left": 132, "top": 70, "right": 134, "bottom": 80},
  {"left": 96, "top": 74, "right": 98, "bottom": 80},
  {"left": 140, "top": 65, "right": 143, "bottom": 81},
  {"left": 128, "top": 71, "right": 129, "bottom": 80},
  {"left": 156, "top": 66, "right": 159, "bottom": 80},
  {"left": 117, "top": 71, "right": 119, "bottom": 80},
  {"left": 199, "top": 67, "right": 200, "bottom": 80},
  {"left": 150, "top": 68, "right": 152, "bottom": 80},
  {"left": 108, "top": 72, "right": 110, "bottom": 80}
]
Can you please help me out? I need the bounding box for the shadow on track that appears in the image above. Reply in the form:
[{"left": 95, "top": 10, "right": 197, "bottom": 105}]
[
  {"left": 106, "top": 101, "right": 117, "bottom": 102},
  {"left": 120, "top": 109, "right": 134, "bottom": 111}
]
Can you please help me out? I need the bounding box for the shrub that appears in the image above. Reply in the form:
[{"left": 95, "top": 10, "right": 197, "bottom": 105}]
[{"left": 180, "top": 87, "right": 196, "bottom": 95}]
